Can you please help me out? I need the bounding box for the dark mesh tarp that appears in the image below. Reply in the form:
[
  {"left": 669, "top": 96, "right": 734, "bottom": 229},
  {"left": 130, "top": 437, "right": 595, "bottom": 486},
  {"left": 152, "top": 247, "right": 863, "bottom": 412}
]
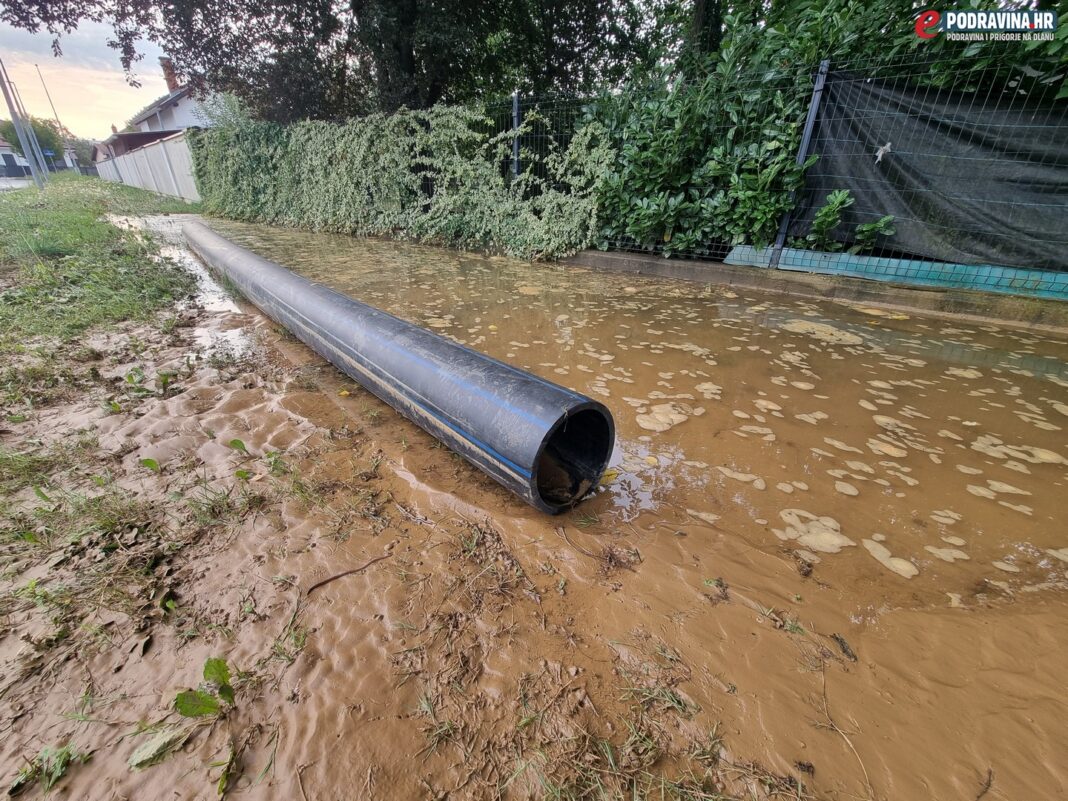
[{"left": 788, "top": 70, "right": 1068, "bottom": 272}]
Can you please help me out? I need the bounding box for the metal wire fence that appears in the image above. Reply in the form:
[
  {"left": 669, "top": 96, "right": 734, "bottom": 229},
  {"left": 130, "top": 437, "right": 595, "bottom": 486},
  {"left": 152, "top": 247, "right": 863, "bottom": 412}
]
[
  {"left": 485, "top": 94, "right": 593, "bottom": 187},
  {"left": 782, "top": 53, "right": 1067, "bottom": 296},
  {"left": 484, "top": 52, "right": 1068, "bottom": 298}
]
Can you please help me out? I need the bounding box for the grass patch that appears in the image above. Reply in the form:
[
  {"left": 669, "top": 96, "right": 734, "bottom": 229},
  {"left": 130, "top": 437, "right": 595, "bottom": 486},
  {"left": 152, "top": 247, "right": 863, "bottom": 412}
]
[
  {"left": 623, "top": 685, "right": 696, "bottom": 717},
  {"left": 0, "top": 173, "right": 197, "bottom": 357},
  {"left": 1, "top": 488, "right": 157, "bottom": 549},
  {"left": 0, "top": 445, "right": 55, "bottom": 495},
  {"left": 0, "top": 359, "right": 84, "bottom": 409}
]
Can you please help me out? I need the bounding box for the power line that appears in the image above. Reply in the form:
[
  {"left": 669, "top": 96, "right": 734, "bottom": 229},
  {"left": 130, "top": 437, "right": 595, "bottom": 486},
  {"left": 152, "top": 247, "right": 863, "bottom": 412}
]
[{"left": 36, "top": 64, "right": 65, "bottom": 136}]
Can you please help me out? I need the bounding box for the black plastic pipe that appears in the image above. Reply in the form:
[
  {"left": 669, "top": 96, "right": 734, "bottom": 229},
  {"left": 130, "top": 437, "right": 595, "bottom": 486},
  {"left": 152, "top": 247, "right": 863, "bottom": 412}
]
[{"left": 184, "top": 222, "right": 614, "bottom": 513}]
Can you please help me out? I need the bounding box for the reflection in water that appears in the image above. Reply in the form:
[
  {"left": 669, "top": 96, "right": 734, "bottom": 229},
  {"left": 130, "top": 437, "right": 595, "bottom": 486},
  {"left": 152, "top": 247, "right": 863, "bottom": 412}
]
[{"left": 208, "top": 219, "right": 1068, "bottom": 605}]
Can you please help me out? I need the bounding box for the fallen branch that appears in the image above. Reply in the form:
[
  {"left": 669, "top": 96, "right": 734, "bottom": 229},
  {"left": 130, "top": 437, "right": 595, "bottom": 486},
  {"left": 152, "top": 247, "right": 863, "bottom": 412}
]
[
  {"left": 816, "top": 663, "right": 875, "bottom": 801},
  {"left": 305, "top": 554, "right": 393, "bottom": 597}
]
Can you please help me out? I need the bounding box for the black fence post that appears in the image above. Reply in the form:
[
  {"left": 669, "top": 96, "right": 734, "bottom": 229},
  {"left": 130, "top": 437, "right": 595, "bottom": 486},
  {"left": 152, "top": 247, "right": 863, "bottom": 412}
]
[
  {"left": 512, "top": 91, "right": 522, "bottom": 178},
  {"left": 769, "top": 58, "right": 830, "bottom": 270}
]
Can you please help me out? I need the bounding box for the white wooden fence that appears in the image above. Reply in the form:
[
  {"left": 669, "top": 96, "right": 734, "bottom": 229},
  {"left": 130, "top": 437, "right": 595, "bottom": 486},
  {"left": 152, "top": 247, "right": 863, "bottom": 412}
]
[{"left": 96, "top": 131, "right": 200, "bottom": 202}]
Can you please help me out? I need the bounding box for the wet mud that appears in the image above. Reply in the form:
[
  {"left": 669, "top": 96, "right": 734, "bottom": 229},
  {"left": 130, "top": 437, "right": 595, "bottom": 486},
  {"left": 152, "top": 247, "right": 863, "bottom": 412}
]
[{"left": 1, "top": 216, "right": 1066, "bottom": 800}]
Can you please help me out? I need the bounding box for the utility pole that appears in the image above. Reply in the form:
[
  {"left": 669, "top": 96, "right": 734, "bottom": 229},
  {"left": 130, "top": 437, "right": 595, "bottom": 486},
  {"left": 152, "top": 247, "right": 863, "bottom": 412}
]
[
  {"left": 0, "top": 56, "right": 44, "bottom": 188},
  {"left": 36, "top": 64, "right": 69, "bottom": 166},
  {"left": 511, "top": 91, "right": 521, "bottom": 178},
  {"left": 35, "top": 64, "right": 63, "bottom": 133},
  {"left": 11, "top": 79, "right": 50, "bottom": 179}
]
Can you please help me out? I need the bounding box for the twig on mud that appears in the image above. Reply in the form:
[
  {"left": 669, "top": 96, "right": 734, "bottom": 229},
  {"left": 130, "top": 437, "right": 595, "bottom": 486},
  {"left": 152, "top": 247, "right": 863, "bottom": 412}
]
[
  {"left": 256, "top": 572, "right": 298, "bottom": 588},
  {"left": 555, "top": 526, "right": 598, "bottom": 559},
  {"left": 305, "top": 554, "right": 393, "bottom": 597},
  {"left": 395, "top": 500, "right": 438, "bottom": 528},
  {"left": 297, "top": 763, "right": 313, "bottom": 801},
  {"left": 266, "top": 552, "right": 385, "bottom": 670},
  {"left": 535, "top": 677, "right": 578, "bottom": 719},
  {"left": 815, "top": 663, "right": 875, "bottom": 801},
  {"left": 975, "top": 768, "right": 994, "bottom": 801}
]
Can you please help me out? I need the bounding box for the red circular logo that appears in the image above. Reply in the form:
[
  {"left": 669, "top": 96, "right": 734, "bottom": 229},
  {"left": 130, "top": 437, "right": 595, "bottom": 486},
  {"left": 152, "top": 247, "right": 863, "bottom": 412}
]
[{"left": 915, "top": 9, "right": 941, "bottom": 38}]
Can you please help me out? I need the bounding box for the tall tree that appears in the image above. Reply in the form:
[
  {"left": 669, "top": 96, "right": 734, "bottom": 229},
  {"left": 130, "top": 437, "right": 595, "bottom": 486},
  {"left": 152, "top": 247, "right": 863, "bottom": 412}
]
[
  {"left": 0, "top": 0, "right": 669, "bottom": 121},
  {"left": 0, "top": 116, "right": 63, "bottom": 157}
]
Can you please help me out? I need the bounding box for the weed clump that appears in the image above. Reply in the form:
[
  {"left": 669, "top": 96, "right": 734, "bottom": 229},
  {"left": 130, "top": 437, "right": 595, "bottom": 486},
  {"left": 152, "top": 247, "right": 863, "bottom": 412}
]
[{"left": 7, "top": 743, "right": 88, "bottom": 796}]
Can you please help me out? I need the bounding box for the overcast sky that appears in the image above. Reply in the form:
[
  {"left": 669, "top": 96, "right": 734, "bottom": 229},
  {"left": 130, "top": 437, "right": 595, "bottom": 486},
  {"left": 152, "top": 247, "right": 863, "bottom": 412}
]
[{"left": 0, "top": 21, "right": 171, "bottom": 140}]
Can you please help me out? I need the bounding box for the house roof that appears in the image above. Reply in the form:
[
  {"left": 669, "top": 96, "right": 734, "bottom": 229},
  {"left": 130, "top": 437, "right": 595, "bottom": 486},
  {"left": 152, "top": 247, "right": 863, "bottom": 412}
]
[
  {"left": 127, "top": 86, "right": 192, "bottom": 127},
  {"left": 93, "top": 129, "right": 183, "bottom": 161},
  {"left": 100, "top": 129, "right": 182, "bottom": 148}
]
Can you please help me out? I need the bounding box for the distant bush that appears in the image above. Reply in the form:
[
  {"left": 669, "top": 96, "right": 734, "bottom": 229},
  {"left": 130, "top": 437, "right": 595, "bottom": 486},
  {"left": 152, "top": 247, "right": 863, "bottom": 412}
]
[{"left": 190, "top": 103, "right": 615, "bottom": 261}]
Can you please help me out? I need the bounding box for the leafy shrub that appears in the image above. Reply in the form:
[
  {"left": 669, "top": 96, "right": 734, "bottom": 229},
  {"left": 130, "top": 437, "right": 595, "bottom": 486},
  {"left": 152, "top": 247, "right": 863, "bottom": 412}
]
[
  {"left": 851, "top": 214, "right": 896, "bottom": 254},
  {"left": 795, "top": 191, "right": 896, "bottom": 254},
  {"left": 190, "top": 3, "right": 1057, "bottom": 264},
  {"left": 804, "top": 189, "right": 854, "bottom": 252},
  {"left": 591, "top": 24, "right": 816, "bottom": 256},
  {"left": 191, "top": 102, "right": 614, "bottom": 261}
]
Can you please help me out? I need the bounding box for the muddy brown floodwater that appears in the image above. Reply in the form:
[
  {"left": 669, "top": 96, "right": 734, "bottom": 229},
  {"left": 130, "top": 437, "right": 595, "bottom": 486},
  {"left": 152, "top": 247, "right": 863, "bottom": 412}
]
[
  {"left": 213, "top": 220, "right": 1068, "bottom": 596},
  {"left": 209, "top": 219, "right": 1068, "bottom": 798},
  {"left": 4, "top": 213, "right": 1066, "bottom": 801}
]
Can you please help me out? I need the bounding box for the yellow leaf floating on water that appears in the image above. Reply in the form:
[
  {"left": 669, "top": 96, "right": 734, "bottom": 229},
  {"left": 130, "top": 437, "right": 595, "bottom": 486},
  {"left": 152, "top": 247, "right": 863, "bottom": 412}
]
[{"left": 599, "top": 468, "right": 620, "bottom": 486}]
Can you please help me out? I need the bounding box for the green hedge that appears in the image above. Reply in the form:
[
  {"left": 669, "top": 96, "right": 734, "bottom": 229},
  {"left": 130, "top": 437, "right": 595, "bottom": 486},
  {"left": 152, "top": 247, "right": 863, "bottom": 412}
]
[
  {"left": 188, "top": 85, "right": 810, "bottom": 262},
  {"left": 190, "top": 104, "right": 614, "bottom": 260}
]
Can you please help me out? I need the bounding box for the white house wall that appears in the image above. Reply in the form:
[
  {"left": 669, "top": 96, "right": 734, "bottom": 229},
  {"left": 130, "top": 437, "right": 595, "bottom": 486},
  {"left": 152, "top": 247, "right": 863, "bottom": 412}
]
[
  {"left": 163, "top": 98, "right": 203, "bottom": 129},
  {"left": 136, "top": 97, "right": 205, "bottom": 134}
]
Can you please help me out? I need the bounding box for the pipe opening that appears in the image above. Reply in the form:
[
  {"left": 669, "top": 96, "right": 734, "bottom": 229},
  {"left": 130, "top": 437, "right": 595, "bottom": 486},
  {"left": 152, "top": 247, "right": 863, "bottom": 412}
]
[{"left": 535, "top": 407, "right": 614, "bottom": 511}]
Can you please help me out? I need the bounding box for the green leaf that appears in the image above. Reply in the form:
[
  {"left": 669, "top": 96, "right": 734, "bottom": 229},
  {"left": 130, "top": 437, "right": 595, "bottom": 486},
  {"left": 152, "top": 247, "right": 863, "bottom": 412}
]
[
  {"left": 174, "top": 689, "right": 221, "bottom": 718},
  {"left": 33, "top": 486, "right": 53, "bottom": 503},
  {"left": 217, "top": 684, "right": 235, "bottom": 706},
  {"left": 234, "top": 468, "right": 252, "bottom": 480},
  {"left": 140, "top": 458, "right": 161, "bottom": 474},
  {"left": 228, "top": 439, "right": 248, "bottom": 454},
  {"left": 203, "top": 657, "right": 231, "bottom": 687}
]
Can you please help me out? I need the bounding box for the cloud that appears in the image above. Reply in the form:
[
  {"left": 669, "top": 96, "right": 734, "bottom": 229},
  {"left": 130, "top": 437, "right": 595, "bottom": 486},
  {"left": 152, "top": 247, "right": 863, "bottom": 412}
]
[
  {"left": 0, "top": 21, "right": 171, "bottom": 140},
  {"left": 0, "top": 20, "right": 163, "bottom": 72}
]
